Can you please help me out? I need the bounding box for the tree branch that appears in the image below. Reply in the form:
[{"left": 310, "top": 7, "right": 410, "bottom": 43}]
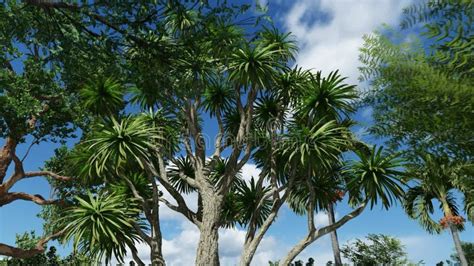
[
  {"left": 23, "top": 171, "right": 72, "bottom": 181},
  {"left": 280, "top": 201, "right": 368, "bottom": 265},
  {"left": 0, "top": 229, "right": 65, "bottom": 259},
  {"left": 0, "top": 192, "right": 62, "bottom": 207},
  {"left": 0, "top": 137, "right": 17, "bottom": 184}
]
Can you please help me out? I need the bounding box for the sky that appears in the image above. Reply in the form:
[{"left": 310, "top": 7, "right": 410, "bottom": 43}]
[{"left": 1, "top": 0, "right": 473, "bottom": 265}]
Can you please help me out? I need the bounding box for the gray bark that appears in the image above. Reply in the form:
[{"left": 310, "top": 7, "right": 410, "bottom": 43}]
[
  {"left": 280, "top": 203, "right": 367, "bottom": 265},
  {"left": 195, "top": 191, "right": 222, "bottom": 266},
  {"left": 131, "top": 247, "right": 145, "bottom": 266},
  {"left": 239, "top": 211, "right": 279, "bottom": 266},
  {"left": 449, "top": 224, "right": 468, "bottom": 266},
  {"left": 327, "top": 203, "right": 342, "bottom": 266}
]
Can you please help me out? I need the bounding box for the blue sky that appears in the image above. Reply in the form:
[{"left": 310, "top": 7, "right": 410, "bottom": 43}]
[{"left": 1, "top": 0, "right": 473, "bottom": 265}]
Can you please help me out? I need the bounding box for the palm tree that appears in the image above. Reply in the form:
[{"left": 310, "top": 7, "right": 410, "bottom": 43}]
[
  {"left": 58, "top": 192, "right": 144, "bottom": 265},
  {"left": 80, "top": 77, "right": 125, "bottom": 116},
  {"left": 72, "top": 115, "right": 167, "bottom": 265},
  {"left": 404, "top": 153, "right": 469, "bottom": 266},
  {"left": 292, "top": 70, "right": 357, "bottom": 265},
  {"left": 280, "top": 146, "right": 405, "bottom": 265}
]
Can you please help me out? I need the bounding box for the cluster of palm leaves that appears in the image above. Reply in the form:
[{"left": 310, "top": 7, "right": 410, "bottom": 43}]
[{"left": 50, "top": 3, "right": 409, "bottom": 264}]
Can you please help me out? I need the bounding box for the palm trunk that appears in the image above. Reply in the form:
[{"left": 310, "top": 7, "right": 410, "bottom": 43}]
[
  {"left": 449, "top": 224, "right": 468, "bottom": 266},
  {"left": 280, "top": 203, "right": 367, "bottom": 265},
  {"left": 150, "top": 215, "right": 165, "bottom": 265},
  {"left": 440, "top": 196, "right": 468, "bottom": 266},
  {"left": 327, "top": 203, "right": 342, "bottom": 266},
  {"left": 195, "top": 191, "right": 222, "bottom": 266}
]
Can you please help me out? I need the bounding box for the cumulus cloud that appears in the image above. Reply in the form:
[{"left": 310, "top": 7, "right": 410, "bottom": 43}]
[
  {"left": 280, "top": 0, "right": 412, "bottom": 84},
  {"left": 113, "top": 221, "right": 278, "bottom": 266},
  {"left": 313, "top": 211, "right": 339, "bottom": 228}
]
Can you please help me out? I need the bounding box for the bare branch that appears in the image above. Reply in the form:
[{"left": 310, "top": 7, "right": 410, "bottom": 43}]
[
  {"left": 24, "top": 171, "right": 72, "bottom": 181},
  {"left": 0, "top": 192, "right": 62, "bottom": 207},
  {"left": 280, "top": 201, "right": 368, "bottom": 265},
  {"left": 0, "top": 229, "right": 65, "bottom": 258}
]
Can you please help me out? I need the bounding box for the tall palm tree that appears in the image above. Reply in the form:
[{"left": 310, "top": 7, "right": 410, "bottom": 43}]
[
  {"left": 404, "top": 153, "right": 469, "bottom": 266},
  {"left": 292, "top": 70, "right": 358, "bottom": 265}
]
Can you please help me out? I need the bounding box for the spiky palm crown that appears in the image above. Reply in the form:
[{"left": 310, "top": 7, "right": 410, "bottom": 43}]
[
  {"left": 297, "top": 70, "right": 357, "bottom": 123},
  {"left": 58, "top": 192, "right": 144, "bottom": 264},
  {"left": 228, "top": 43, "right": 281, "bottom": 89},
  {"left": 84, "top": 116, "right": 163, "bottom": 177},
  {"left": 202, "top": 77, "right": 236, "bottom": 117},
  {"left": 346, "top": 146, "right": 405, "bottom": 209},
  {"left": 253, "top": 93, "right": 287, "bottom": 132},
  {"left": 257, "top": 26, "right": 298, "bottom": 61},
  {"left": 80, "top": 77, "right": 124, "bottom": 116}
]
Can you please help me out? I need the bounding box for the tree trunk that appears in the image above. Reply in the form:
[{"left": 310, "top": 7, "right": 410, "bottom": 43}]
[
  {"left": 0, "top": 137, "right": 16, "bottom": 184},
  {"left": 327, "top": 203, "right": 342, "bottom": 266},
  {"left": 441, "top": 196, "right": 468, "bottom": 266},
  {"left": 449, "top": 224, "right": 468, "bottom": 266},
  {"left": 150, "top": 238, "right": 165, "bottom": 266},
  {"left": 149, "top": 206, "right": 165, "bottom": 265},
  {"left": 131, "top": 247, "right": 145, "bottom": 266},
  {"left": 239, "top": 211, "right": 279, "bottom": 266},
  {"left": 280, "top": 203, "right": 367, "bottom": 265},
  {"left": 195, "top": 192, "right": 222, "bottom": 266},
  {"left": 281, "top": 235, "right": 315, "bottom": 266}
]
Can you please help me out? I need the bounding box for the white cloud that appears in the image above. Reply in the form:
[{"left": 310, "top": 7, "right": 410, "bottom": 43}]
[
  {"left": 313, "top": 211, "right": 340, "bottom": 228},
  {"left": 281, "top": 0, "right": 413, "bottom": 84},
  {"left": 241, "top": 163, "right": 264, "bottom": 184},
  {"left": 113, "top": 221, "right": 279, "bottom": 266}
]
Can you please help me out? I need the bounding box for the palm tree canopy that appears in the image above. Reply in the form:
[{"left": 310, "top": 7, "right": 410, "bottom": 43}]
[
  {"left": 84, "top": 116, "right": 163, "bottom": 176},
  {"left": 80, "top": 77, "right": 125, "bottom": 116},
  {"left": 346, "top": 146, "right": 405, "bottom": 209},
  {"left": 228, "top": 43, "right": 281, "bottom": 88},
  {"left": 58, "top": 192, "right": 143, "bottom": 264},
  {"left": 297, "top": 70, "right": 357, "bottom": 123},
  {"left": 403, "top": 153, "right": 470, "bottom": 233}
]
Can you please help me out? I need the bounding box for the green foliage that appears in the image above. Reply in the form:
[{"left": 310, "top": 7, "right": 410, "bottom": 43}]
[
  {"left": 404, "top": 153, "right": 469, "bottom": 234},
  {"left": 401, "top": 0, "right": 474, "bottom": 77},
  {"left": 58, "top": 192, "right": 143, "bottom": 264},
  {"left": 297, "top": 70, "right": 357, "bottom": 122},
  {"left": 341, "top": 234, "right": 408, "bottom": 265},
  {"left": 80, "top": 78, "right": 125, "bottom": 116},
  {"left": 359, "top": 31, "right": 474, "bottom": 160},
  {"left": 8, "top": 231, "right": 47, "bottom": 266},
  {"left": 3, "top": 231, "right": 94, "bottom": 266},
  {"left": 346, "top": 146, "right": 405, "bottom": 209},
  {"left": 202, "top": 77, "right": 236, "bottom": 117},
  {"left": 85, "top": 116, "right": 163, "bottom": 176},
  {"left": 228, "top": 43, "right": 281, "bottom": 88}
]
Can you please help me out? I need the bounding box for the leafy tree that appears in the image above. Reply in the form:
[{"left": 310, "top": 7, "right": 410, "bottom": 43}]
[
  {"left": 359, "top": 30, "right": 473, "bottom": 161},
  {"left": 8, "top": 232, "right": 47, "bottom": 265},
  {"left": 341, "top": 234, "right": 408, "bottom": 265},
  {"left": 401, "top": 0, "right": 474, "bottom": 77},
  {"left": 360, "top": 2, "right": 474, "bottom": 265}
]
